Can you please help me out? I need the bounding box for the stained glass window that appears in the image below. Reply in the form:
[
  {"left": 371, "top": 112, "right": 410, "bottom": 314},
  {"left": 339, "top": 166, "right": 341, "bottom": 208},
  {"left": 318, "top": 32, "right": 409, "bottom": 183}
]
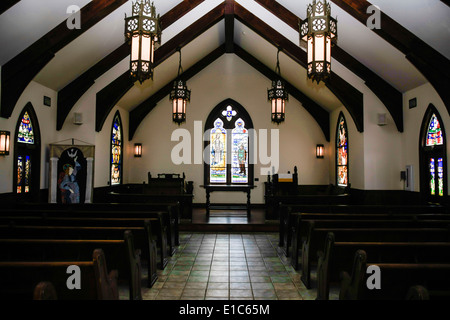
[
  {"left": 231, "top": 118, "right": 248, "bottom": 183},
  {"left": 426, "top": 114, "right": 443, "bottom": 146},
  {"left": 111, "top": 113, "right": 123, "bottom": 185},
  {"left": 17, "top": 156, "right": 23, "bottom": 194},
  {"left": 437, "top": 158, "right": 444, "bottom": 197},
  {"left": 336, "top": 114, "right": 348, "bottom": 186},
  {"left": 210, "top": 118, "right": 227, "bottom": 183},
  {"left": 17, "top": 111, "right": 34, "bottom": 144},
  {"left": 429, "top": 158, "right": 436, "bottom": 196}
]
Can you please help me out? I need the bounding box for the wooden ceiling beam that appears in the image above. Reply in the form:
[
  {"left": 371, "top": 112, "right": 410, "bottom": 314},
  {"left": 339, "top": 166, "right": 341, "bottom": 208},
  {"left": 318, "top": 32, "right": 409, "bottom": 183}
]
[
  {"left": 331, "top": 0, "right": 450, "bottom": 115},
  {"left": 255, "top": 0, "right": 403, "bottom": 132},
  {"left": 96, "top": 3, "right": 225, "bottom": 133},
  {"left": 1, "top": 0, "right": 128, "bottom": 119},
  {"left": 129, "top": 45, "right": 226, "bottom": 140},
  {"left": 58, "top": 0, "right": 206, "bottom": 130},
  {"left": 234, "top": 45, "right": 330, "bottom": 141},
  {"left": 234, "top": 2, "right": 364, "bottom": 132},
  {"left": 0, "top": 0, "right": 20, "bottom": 15},
  {"left": 225, "top": 0, "right": 235, "bottom": 53}
]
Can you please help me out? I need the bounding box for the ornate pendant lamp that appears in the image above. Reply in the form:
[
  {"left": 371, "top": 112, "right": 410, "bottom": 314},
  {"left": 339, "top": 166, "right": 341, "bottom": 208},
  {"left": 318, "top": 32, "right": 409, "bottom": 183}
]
[
  {"left": 268, "top": 48, "right": 288, "bottom": 124},
  {"left": 170, "top": 48, "right": 191, "bottom": 125},
  {"left": 124, "top": 0, "right": 161, "bottom": 84},
  {"left": 300, "top": 0, "right": 337, "bottom": 84}
]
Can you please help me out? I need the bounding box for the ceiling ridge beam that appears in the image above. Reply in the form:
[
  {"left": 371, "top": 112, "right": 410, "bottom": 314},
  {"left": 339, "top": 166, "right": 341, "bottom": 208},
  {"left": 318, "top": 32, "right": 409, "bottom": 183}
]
[
  {"left": 254, "top": 0, "right": 403, "bottom": 132},
  {"left": 57, "top": 0, "right": 207, "bottom": 130},
  {"left": 225, "top": 0, "right": 235, "bottom": 53},
  {"left": 1, "top": 0, "right": 128, "bottom": 119},
  {"left": 96, "top": 3, "right": 225, "bottom": 133},
  {"left": 234, "top": 2, "right": 364, "bottom": 133},
  {"left": 234, "top": 44, "right": 330, "bottom": 141},
  {"left": 0, "top": 0, "right": 20, "bottom": 15},
  {"left": 330, "top": 0, "right": 450, "bottom": 115},
  {"left": 128, "top": 45, "right": 226, "bottom": 140}
]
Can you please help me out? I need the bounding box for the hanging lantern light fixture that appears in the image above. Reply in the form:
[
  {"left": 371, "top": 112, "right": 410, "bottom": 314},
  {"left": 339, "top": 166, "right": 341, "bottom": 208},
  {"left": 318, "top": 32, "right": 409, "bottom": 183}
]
[
  {"left": 170, "top": 48, "right": 191, "bottom": 125},
  {"left": 124, "top": 0, "right": 161, "bottom": 84},
  {"left": 300, "top": 0, "right": 337, "bottom": 84},
  {"left": 268, "top": 48, "right": 288, "bottom": 124}
]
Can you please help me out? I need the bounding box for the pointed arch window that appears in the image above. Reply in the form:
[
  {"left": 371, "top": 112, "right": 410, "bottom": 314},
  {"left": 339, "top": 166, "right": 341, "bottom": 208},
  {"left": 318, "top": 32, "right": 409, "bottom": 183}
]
[
  {"left": 14, "top": 103, "right": 41, "bottom": 198},
  {"left": 204, "top": 100, "right": 253, "bottom": 186},
  {"left": 420, "top": 105, "right": 447, "bottom": 201},
  {"left": 336, "top": 113, "right": 348, "bottom": 187},
  {"left": 111, "top": 111, "right": 123, "bottom": 185}
]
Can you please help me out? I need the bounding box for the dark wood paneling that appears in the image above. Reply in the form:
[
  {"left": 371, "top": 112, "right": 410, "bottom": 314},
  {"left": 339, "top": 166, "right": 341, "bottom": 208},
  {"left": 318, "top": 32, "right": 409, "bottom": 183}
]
[
  {"left": 57, "top": 0, "right": 207, "bottom": 131},
  {"left": 255, "top": 0, "right": 403, "bottom": 132},
  {"left": 1, "top": 0, "right": 128, "bottom": 119},
  {"left": 128, "top": 45, "right": 226, "bottom": 140},
  {"left": 331, "top": 0, "right": 450, "bottom": 116},
  {"left": 96, "top": 3, "right": 225, "bottom": 133},
  {"left": 234, "top": 2, "right": 364, "bottom": 133},
  {"left": 234, "top": 45, "right": 330, "bottom": 141}
]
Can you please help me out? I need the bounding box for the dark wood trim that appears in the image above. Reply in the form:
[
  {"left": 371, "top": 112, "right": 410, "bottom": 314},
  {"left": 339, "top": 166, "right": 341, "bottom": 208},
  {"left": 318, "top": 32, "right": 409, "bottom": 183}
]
[
  {"left": 57, "top": 0, "right": 207, "bottom": 131},
  {"left": 441, "top": 0, "right": 450, "bottom": 7},
  {"left": 128, "top": 45, "right": 226, "bottom": 140},
  {"left": 234, "top": 2, "right": 364, "bottom": 133},
  {"left": 225, "top": 0, "right": 235, "bottom": 53},
  {"left": 1, "top": 0, "right": 128, "bottom": 119},
  {"left": 331, "top": 0, "right": 450, "bottom": 116},
  {"left": 97, "top": 4, "right": 225, "bottom": 133},
  {"left": 254, "top": 0, "right": 403, "bottom": 132},
  {"left": 234, "top": 45, "right": 330, "bottom": 141},
  {"left": 0, "top": 0, "right": 20, "bottom": 15}
]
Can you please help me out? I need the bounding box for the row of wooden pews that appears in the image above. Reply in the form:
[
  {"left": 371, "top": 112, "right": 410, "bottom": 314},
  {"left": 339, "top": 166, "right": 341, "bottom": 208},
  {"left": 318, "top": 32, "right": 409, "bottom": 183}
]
[
  {"left": 0, "top": 202, "right": 181, "bottom": 300},
  {"left": 278, "top": 203, "right": 450, "bottom": 300}
]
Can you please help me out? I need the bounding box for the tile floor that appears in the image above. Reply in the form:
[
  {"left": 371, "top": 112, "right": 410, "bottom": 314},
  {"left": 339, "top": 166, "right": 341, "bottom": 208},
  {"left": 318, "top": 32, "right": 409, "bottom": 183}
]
[{"left": 120, "top": 232, "right": 339, "bottom": 300}]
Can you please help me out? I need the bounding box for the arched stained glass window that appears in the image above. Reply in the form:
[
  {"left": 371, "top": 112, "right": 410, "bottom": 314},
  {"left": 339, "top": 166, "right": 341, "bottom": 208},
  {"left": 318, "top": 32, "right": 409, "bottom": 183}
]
[
  {"left": 111, "top": 111, "right": 123, "bottom": 185},
  {"left": 426, "top": 114, "right": 444, "bottom": 146},
  {"left": 336, "top": 113, "right": 348, "bottom": 187},
  {"left": 14, "top": 103, "right": 41, "bottom": 199},
  {"left": 420, "top": 106, "right": 446, "bottom": 201},
  {"left": 17, "top": 111, "right": 34, "bottom": 144},
  {"left": 204, "top": 99, "right": 253, "bottom": 186}
]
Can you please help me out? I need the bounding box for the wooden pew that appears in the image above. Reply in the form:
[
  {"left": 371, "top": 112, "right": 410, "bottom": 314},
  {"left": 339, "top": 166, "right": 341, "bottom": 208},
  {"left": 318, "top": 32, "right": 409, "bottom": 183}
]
[
  {"left": 0, "top": 230, "right": 144, "bottom": 299},
  {"left": 0, "top": 204, "right": 178, "bottom": 256},
  {"left": 339, "top": 250, "right": 450, "bottom": 300},
  {"left": 0, "top": 249, "right": 118, "bottom": 300},
  {"left": 299, "top": 221, "right": 450, "bottom": 289},
  {"left": 33, "top": 281, "right": 58, "bottom": 300},
  {"left": 0, "top": 222, "right": 163, "bottom": 283},
  {"left": 316, "top": 232, "right": 450, "bottom": 300}
]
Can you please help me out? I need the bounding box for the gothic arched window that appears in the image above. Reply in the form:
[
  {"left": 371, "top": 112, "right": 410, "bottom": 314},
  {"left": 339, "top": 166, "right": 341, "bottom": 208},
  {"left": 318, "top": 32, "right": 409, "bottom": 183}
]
[
  {"left": 111, "top": 111, "right": 123, "bottom": 185},
  {"left": 204, "top": 99, "right": 254, "bottom": 186},
  {"left": 336, "top": 112, "right": 349, "bottom": 187},
  {"left": 419, "top": 105, "right": 447, "bottom": 202}
]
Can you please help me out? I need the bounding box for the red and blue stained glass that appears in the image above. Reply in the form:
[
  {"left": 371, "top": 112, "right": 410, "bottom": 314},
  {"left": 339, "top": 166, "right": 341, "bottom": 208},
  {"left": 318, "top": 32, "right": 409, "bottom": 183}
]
[
  {"left": 17, "top": 112, "right": 34, "bottom": 144},
  {"left": 426, "top": 114, "right": 443, "bottom": 146}
]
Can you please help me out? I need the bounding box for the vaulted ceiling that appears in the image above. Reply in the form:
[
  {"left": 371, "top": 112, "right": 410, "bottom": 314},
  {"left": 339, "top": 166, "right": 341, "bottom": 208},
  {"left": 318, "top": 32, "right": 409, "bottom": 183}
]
[{"left": 1, "top": 0, "right": 449, "bottom": 141}]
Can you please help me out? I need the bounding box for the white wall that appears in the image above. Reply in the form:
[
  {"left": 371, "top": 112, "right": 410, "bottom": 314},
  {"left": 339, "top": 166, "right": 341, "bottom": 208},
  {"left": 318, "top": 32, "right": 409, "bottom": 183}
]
[
  {"left": 127, "top": 54, "right": 330, "bottom": 204},
  {"left": 403, "top": 82, "right": 449, "bottom": 195}
]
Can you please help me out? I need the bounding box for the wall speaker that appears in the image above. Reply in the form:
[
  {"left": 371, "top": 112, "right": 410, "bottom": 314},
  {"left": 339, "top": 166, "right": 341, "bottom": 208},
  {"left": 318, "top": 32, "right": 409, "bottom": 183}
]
[
  {"left": 73, "top": 112, "right": 83, "bottom": 125},
  {"left": 377, "top": 113, "right": 387, "bottom": 126}
]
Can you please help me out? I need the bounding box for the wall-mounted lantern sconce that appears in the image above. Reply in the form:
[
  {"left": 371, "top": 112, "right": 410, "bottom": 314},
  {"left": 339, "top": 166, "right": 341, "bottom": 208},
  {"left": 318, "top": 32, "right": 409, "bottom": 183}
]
[
  {"left": 134, "top": 143, "right": 142, "bottom": 157},
  {"left": 316, "top": 144, "right": 324, "bottom": 158},
  {"left": 0, "top": 131, "right": 10, "bottom": 156}
]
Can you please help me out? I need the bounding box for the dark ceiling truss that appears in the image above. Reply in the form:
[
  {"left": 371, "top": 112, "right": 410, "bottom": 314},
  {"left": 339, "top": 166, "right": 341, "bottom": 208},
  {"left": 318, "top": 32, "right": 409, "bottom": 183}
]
[
  {"left": 95, "top": 2, "right": 224, "bottom": 133},
  {"left": 331, "top": 0, "right": 450, "bottom": 116},
  {"left": 58, "top": 0, "right": 206, "bottom": 131},
  {"left": 0, "top": 0, "right": 20, "bottom": 15},
  {"left": 233, "top": 2, "right": 364, "bottom": 133},
  {"left": 255, "top": 0, "right": 403, "bottom": 132},
  {"left": 0, "top": 0, "right": 129, "bottom": 119}
]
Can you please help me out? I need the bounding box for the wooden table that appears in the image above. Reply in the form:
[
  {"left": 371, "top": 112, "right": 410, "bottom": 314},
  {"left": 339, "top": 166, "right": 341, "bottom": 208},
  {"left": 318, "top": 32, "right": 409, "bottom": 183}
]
[{"left": 201, "top": 185, "right": 256, "bottom": 219}]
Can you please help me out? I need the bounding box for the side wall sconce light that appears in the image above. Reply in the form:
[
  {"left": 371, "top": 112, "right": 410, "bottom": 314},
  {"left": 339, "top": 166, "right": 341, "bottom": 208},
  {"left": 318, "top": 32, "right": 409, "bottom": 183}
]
[
  {"left": 316, "top": 144, "right": 324, "bottom": 158},
  {"left": 0, "top": 131, "right": 10, "bottom": 156},
  {"left": 134, "top": 143, "right": 142, "bottom": 157}
]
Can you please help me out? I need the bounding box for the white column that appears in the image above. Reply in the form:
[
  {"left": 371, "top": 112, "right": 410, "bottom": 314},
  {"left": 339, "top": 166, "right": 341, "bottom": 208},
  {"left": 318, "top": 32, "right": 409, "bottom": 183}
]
[{"left": 49, "top": 157, "right": 59, "bottom": 203}]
